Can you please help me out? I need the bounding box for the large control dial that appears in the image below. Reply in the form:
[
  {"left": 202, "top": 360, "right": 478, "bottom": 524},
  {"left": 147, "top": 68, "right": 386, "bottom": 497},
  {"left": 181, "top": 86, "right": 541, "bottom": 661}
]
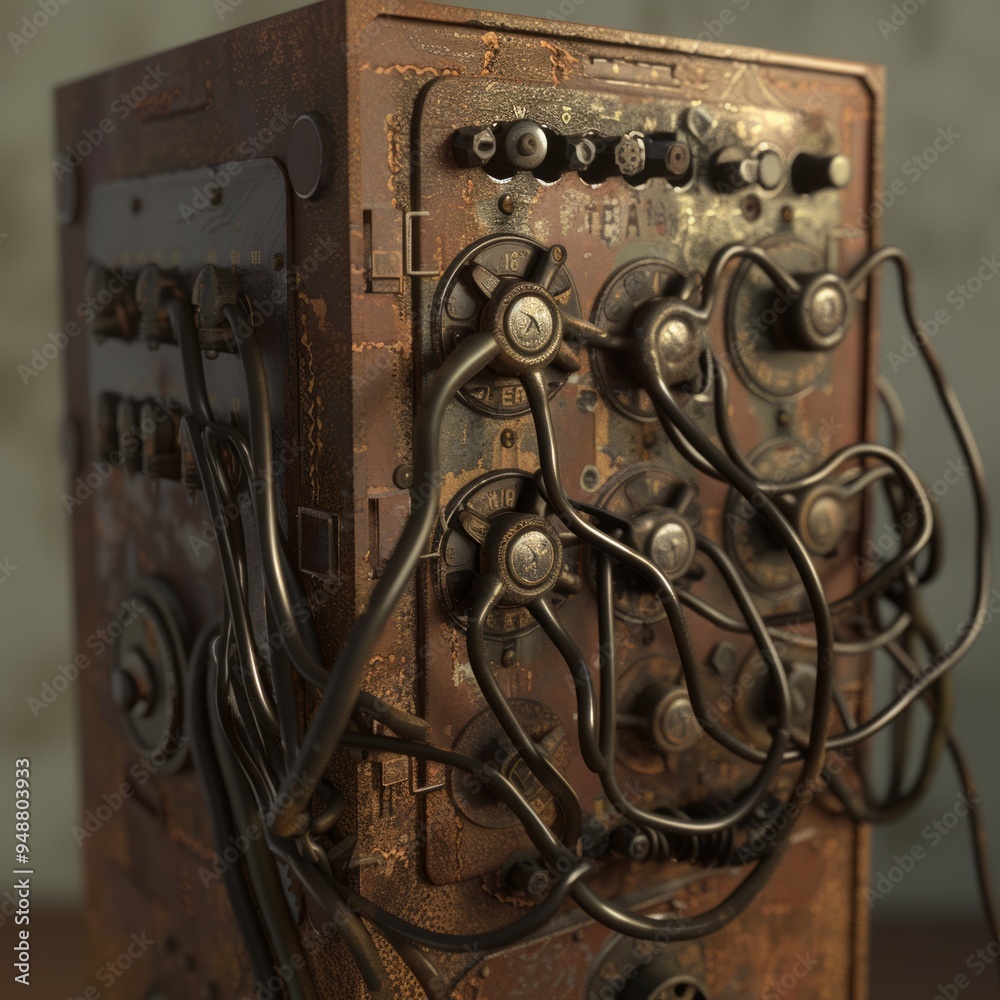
[{"left": 431, "top": 235, "right": 582, "bottom": 416}]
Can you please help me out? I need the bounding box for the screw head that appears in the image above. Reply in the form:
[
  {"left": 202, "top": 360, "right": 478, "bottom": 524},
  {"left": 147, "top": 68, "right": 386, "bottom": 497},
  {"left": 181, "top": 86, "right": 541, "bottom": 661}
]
[
  {"left": 665, "top": 141, "right": 691, "bottom": 178},
  {"left": 793, "top": 275, "right": 852, "bottom": 351},
  {"left": 800, "top": 490, "right": 846, "bottom": 555},
  {"left": 504, "top": 120, "right": 548, "bottom": 170},
  {"left": 609, "top": 824, "right": 652, "bottom": 861},
  {"left": 507, "top": 859, "right": 550, "bottom": 898},
  {"left": 453, "top": 126, "right": 497, "bottom": 168},
  {"left": 393, "top": 464, "right": 415, "bottom": 490},
  {"left": 827, "top": 153, "right": 853, "bottom": 189},
  {"left": 809, "top": 285, "right": 847, "bottom": 337},
  {"left": 580, "top": 465, "right": 601, "bottom": 492},
  {"left": 566, "top": 136, "right": 597, "bottom": 171},
  {"left": 756, "top": 149, "right": 783, "bottom": 191}
]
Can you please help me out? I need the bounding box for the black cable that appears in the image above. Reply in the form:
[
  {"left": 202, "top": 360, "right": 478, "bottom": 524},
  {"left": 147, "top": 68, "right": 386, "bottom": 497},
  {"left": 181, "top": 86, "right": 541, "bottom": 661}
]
[
  {"left": 522, "top": 370, "right": 760, "bottom": 774},
  {"left": 184, "top": 624, "right": 281, "bottom": 994},
  {"left": 206, "top": 627, "right": 316, "bottom": 1000},
  {"left": 466, "top": 575, "right": 583, "bottom": 847},
  {"left": 527, "top": 596, "right": 606, "bottom": 774},
  {"left": 167, "top": 232, "right": 992, "bottom": 981},
  {"left": 373, "top": 927, "right": 450, "bottom": 1000},
  {"left": 270, "top": 331, "right": 501, "bottom": 835}
]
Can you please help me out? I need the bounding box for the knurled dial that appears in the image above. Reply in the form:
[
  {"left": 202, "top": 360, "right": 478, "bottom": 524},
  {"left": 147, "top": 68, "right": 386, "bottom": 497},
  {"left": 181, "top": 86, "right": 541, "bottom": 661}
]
[
  {"left": 431, "top": 235, "right": 582, "bottom": 416},
  {"left": 434, "top": 470, "right": 582, "bottom": 638}
]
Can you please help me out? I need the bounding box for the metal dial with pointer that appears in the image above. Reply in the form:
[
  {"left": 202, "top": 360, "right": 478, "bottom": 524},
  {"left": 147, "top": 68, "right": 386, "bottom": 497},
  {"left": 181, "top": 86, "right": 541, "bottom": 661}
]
[
  {"left": 431, "top": 235, "right": 582, "bottom": 416},
  {"left": 434, "top": 470, "right": 582, "bottom": 638}
]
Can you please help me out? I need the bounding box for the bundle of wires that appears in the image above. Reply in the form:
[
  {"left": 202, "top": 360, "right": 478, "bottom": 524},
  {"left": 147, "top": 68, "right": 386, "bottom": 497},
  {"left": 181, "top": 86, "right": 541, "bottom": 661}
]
[{"left": 169, "top": 240, "right": 994, "bottom": 999}]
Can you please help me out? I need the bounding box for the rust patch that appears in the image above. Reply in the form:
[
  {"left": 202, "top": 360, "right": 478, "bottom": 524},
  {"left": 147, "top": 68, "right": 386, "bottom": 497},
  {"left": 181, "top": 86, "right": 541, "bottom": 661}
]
[
  {"left": 385, "top": 110, "right": 408, "bottom": 193},
  {"left": 298, "top": 293, "right": 326, "bottom": 502},
  {"left": 481, "top": 31, "right": 501, "bottom": 76},
  {"left": 540, "top": 39, "right": 580, "bottom": 85},
  {"left": 361, "top": 63, "right": 460, "bottom": 78}
]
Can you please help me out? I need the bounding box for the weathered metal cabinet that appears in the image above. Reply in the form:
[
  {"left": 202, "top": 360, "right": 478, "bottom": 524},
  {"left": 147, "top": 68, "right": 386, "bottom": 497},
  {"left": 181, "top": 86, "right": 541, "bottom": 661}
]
[{"left": 57, "top": 1, "right": 882, "bottom": 996}]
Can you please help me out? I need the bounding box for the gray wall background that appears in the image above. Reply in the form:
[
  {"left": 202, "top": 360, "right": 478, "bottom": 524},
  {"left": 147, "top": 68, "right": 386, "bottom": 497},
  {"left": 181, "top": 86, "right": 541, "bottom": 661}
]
[{"left": 0, "top": 0, "right": 996, "bottom": 922}]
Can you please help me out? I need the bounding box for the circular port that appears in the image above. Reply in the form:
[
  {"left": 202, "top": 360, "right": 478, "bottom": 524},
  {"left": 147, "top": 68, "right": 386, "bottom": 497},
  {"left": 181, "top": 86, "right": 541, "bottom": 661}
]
[{"left": 450, "top": 701, "right": 568, "bottom": 829}]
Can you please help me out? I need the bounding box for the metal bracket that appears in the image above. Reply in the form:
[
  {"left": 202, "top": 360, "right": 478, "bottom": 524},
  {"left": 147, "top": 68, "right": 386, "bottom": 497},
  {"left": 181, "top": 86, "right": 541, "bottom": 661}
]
[
  {"left": 404, "top": 210, "right": 438, "bottom": 277},
  {"left": 409, "top": 755, "right": 445, "bottom": 794}
]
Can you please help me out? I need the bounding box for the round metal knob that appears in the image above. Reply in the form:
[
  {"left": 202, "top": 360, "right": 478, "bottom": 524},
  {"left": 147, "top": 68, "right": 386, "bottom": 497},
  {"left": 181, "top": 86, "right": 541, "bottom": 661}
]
[
  {"left": 503, "top": 120, "right": 548, "bottom": 171},
  {"left": 792, "top": 152, "right": 853, "bottom": 194},
  {"left": 645, "top": 517, "right": 697, "bottom": 580},
  {"left": 790, "top": 274, "right": 853, "bottom": 351},
  {"left": 482, "top": 280, "right": 564, "bottom": 375},
  {"left": 486, "top": 515, "right": 564, "bottom": 604},
  {"left": 504, "top": 294, "right": 555, "bottom": 353},
  {"left": 642, "top": 683, "right": 702, "bottom": 753},
  {"left": 630, "top": 299, "right": 704, "bottom": 388},
  {"left": 507, "top": 529, "right": 557, "bottom": 588}
]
